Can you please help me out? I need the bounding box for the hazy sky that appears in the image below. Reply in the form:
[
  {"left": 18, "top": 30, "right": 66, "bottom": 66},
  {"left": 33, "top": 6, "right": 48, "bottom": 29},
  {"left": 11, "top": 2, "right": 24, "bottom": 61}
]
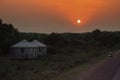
[{"left": 0, "top": 0, "right": 120, "bottom": 33}]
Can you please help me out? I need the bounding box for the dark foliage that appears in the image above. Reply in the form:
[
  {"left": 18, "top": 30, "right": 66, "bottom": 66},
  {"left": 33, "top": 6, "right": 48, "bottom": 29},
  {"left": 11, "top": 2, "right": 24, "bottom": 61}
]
[
  {"left": 0, "top": 18, "right": 120, "bottom": 55},
  {"left": 0, "top": 19, "right": 18, "bottom": 55}
]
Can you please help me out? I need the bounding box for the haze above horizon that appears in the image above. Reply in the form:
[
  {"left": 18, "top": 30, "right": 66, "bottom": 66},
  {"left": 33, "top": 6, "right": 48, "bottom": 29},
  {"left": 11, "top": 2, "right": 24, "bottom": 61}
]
[{"left": 0, "top": 0, "right": 120, "bottom": 33}]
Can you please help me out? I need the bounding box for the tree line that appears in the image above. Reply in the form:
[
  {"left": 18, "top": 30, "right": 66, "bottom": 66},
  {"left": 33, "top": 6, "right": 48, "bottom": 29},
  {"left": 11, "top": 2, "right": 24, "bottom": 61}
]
[{"left": 0, "top": 18, "right": 120, "bottom": 55}]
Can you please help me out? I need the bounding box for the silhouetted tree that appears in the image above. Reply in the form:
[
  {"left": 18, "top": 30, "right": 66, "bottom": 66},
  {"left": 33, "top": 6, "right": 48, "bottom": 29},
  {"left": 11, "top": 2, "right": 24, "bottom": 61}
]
[
  {"left": 0, "top": 19, "right": 18, "bottom": 55},
  {"left": 92, "top": 29, "right": 101, "bottom": 38},
  {"left": 44, "top": 33, "right": 66, "bottom": 46},
  {"left": 0, "top": 18, "right": 2, "bottom": 25},
  {"left": 92, "top": 29, "right": 102, "bottom": 45}
]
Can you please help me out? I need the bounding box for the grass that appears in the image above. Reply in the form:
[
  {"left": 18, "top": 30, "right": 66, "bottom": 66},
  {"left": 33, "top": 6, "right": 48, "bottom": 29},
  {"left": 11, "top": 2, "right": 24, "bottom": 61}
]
[
  {"left": 0, "top": 46, "right": 117, "bottom": 80},
  {"left": 53, "top": 49, "right": 120, "bottom": 80},
  {"left": 52, "top": 54, "right": 108, "bottom": 80}
]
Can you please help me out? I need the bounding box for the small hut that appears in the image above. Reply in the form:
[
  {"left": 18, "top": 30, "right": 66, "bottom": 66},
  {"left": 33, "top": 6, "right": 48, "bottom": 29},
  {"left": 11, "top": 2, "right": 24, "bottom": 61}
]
[
  {"left": 31, "top": 40, "right": 47, "bottom": 55},
  {"left": 10, "top": 40, "right": 47, "bottom": 59}
]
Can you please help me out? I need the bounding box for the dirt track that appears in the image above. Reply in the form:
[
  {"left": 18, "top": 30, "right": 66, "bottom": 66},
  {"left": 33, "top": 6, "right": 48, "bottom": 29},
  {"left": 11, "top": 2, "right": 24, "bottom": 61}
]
[
  {"left": 54, "top": 52, "right": 120, "bottom": 80},
  {"left": 84, "top": 56, "right": 120, "bottom": 80}
]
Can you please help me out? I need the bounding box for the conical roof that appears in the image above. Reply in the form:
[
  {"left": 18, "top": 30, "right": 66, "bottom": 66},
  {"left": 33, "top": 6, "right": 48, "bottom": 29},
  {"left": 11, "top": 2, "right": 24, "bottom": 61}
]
[
  {"left": 11, "top": 40, "right": 35, "bottom": 48},
  {"left": 31, "top": 40, "right": 47, "bottom": 47}
]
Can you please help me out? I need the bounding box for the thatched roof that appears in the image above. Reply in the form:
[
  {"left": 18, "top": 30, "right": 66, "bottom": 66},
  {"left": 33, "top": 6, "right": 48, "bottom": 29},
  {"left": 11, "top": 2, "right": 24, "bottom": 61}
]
[
  {"left": 11, "top": 40, "right": 35, "bottom": 48},
  {"left": 31, "top": 40, "right": 47, "bottom": 47},
  {"left": 11, "top": 40, "right": 47, "bottom": 48}
]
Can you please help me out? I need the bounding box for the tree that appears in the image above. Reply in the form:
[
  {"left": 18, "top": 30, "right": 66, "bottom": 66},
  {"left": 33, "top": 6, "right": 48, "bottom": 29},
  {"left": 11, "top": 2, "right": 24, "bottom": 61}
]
[
  {"left": 0, "top": 19, "right": 18, "bottom": 55},
  {"left": 92, "top": 29, "right": 102, "bottom": 41},
  {"left": 45, "top": 33, "right": 66, "bottom": 46},
  {"left": 92, "top": 29, "right": 101, "bottom": 35},
  {"left": 0, "top": 18, "right": 2, "bottom": 25}
]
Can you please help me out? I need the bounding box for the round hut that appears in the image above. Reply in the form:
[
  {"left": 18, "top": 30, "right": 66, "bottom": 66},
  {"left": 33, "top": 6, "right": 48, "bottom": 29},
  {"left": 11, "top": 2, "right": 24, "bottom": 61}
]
[
  {"left": 11, "top": 40, "right": 37, "bottom": 59},
  {"left": 31, "top": 40, "right": 47, "bottom": 55}
]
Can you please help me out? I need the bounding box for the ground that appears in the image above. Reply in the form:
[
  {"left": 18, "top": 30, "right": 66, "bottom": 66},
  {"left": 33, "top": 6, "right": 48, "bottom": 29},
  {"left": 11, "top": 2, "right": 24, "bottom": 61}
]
[
  {"left": 0, "top": 49, "right": 119, "bottom": 80},
  {"left": 53, "top": 50, "right": 120, "bottom": 80}
]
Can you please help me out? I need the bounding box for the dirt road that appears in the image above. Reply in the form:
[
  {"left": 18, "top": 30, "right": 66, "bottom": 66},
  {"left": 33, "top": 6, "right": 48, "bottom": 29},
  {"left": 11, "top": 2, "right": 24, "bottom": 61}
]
[
  {"left": 84, "top": 56, "right": 120, "bottom": 80},
  {"left": 54, "top": 53, "right": 120, "bottom": 80}
]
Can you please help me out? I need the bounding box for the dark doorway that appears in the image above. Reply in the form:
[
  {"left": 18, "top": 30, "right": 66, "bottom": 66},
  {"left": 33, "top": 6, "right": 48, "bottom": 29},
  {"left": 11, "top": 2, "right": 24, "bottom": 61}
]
[
  {"left": 21, "top": 48, "right": 24, "bottom": 53},
  {"left": 39, "top": 48, "right": 41, "bottom": 52}
]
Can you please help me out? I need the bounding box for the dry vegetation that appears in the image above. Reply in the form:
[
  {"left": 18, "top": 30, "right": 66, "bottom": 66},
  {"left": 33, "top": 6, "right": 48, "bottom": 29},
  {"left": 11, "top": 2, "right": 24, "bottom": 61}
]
[{"left": 0, "top": 47, "right": 113, "bottom": 80}]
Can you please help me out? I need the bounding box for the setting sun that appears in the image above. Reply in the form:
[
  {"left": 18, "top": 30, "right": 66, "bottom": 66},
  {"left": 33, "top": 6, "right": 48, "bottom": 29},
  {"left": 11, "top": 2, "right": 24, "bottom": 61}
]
[
  {"left": 77, "top": 19, "right": 81, "bottom": 24},
  {"left": 0, "top": 0, "right": 119, "bottom": 32}
]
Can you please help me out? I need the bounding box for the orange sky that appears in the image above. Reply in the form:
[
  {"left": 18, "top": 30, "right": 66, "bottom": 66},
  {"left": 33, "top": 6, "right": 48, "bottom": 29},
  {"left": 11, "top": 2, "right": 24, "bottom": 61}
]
[{"left": 0, "top": 0, "right": 120, "bottom": 33}]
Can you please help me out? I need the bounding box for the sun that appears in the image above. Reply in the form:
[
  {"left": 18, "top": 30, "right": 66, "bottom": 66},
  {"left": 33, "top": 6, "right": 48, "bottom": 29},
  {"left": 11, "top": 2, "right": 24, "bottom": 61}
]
[{"left": 77, "top": 19, "right": 81, "bottom": 24}]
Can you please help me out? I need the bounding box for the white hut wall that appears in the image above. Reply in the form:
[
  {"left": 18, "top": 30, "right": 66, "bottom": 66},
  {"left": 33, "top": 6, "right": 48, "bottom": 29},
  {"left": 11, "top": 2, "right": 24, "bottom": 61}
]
[
  {"left": 26, "top": 47, "right": 37, "bottom": 58},
  {"left": 11, "top": 48, "right": 25, "bottom": 58},
  {"left": 36, "top": 47, "right": 42, "bottom": 55},
  {"left": 34, "top": 47, "right": 39, "bottom": 56},
  {"left": 11, "top": 47, "right": 39, "bottom": 59}
]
